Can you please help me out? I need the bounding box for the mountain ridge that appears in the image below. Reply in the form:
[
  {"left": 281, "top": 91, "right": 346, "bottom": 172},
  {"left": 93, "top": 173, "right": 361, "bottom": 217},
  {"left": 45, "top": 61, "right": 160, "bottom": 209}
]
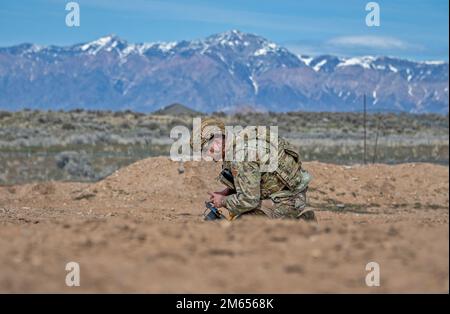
[{"left": 0, "top": 30, "right": 448, "bottom": 113}]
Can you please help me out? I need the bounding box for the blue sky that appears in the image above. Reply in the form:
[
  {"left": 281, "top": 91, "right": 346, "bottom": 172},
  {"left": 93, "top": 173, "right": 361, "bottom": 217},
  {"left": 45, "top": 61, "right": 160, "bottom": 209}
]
[{"left": 0, "top": 0, "right": 448, "bottom": 60}]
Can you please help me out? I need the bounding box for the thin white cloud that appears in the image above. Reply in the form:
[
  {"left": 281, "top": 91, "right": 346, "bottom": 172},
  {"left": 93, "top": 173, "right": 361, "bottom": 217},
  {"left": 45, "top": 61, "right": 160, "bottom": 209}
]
[
  {"left": 283, "top": 36, "right": 434, "bottom": 60},
  {"left": 327, "top": 36, "right": 410, "bottom": 50}
]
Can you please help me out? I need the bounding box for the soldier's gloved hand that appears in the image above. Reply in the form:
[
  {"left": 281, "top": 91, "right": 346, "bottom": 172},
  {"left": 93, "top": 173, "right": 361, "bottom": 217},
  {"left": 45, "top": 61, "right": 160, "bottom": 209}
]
[{"left": 207, "top": 192, "right": 226, "bottom": 208}]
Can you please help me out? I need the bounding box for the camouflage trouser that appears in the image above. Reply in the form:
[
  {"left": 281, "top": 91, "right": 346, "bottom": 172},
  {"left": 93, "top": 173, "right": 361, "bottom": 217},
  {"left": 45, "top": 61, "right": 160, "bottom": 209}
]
[{"left": 242, "top": 188, "right": 316, "bottom": 221}]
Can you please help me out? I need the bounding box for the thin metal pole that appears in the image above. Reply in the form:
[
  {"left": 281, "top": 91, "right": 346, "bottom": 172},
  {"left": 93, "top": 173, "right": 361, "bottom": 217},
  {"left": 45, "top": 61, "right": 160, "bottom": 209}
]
[
  {"left": 372, "top": 114, "right": 381, "bottom": 164},
  {"left": 363, "top": 93, "right": 367, "bottom": 164}
]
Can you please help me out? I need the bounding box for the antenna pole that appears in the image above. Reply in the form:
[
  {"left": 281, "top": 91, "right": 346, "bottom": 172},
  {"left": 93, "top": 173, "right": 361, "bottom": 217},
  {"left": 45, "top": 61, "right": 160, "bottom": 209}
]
[{"left": 363, "top": 93, "right": 367, "bottom": 164}]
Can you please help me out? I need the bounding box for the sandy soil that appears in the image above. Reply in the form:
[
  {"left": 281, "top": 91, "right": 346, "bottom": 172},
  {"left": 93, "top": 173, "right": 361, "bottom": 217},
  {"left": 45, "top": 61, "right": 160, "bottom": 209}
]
[{"left": 0, "top": 157, "right": 448, "bottom": 293}]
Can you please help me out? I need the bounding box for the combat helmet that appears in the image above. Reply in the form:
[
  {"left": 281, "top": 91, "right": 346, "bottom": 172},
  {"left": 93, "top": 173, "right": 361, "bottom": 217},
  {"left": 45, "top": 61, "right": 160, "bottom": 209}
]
[{"left": 190, "top": 117, "right": 225, "bottom": 148}]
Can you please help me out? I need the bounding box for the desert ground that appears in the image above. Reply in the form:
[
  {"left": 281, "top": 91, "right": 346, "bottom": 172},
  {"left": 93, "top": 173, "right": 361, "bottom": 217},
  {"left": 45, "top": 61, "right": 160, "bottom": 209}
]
[{"left": 0, "top": 157, "right": 448, "bottom": 293}]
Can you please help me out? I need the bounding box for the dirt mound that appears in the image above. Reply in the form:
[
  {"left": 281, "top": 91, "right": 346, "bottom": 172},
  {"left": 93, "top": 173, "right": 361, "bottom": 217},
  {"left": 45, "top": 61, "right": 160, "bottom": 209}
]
[
  {"left": 306, "top": 161, "right": 449, "bottom": 209},
  {"left": 1, "top": 157, "right": 447, "bottom": 214},
  {"left": 31, "top": 182, "right": 56, "bottom": 195},
  {"left": 69, "top": 158, "right": 449, "bottom": 216},
  {"left": 90, "top": 157, "right": 223, "bottom": 204},
  {"left": 0, "top": 158, "right": 448, "bottom": 293}
]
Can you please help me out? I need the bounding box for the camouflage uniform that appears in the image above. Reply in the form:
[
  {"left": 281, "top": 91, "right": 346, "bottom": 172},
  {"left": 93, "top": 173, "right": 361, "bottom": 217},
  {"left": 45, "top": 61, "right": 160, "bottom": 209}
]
[{"left": 218, "top": 128, "right": 315, "bottom": 221}]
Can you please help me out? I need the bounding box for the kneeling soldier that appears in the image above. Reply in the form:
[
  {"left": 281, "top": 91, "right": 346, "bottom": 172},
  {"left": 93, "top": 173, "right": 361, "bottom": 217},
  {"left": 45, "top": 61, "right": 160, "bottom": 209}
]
[{"left": 196, "top": 118, "right": 316, "bottom": 221}]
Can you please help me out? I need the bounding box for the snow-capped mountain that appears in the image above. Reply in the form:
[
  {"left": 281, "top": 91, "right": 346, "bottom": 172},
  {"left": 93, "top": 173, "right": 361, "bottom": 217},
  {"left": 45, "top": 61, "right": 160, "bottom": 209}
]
[{"left": 0, "top": 30, "right": 448, "bottom": 113}]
